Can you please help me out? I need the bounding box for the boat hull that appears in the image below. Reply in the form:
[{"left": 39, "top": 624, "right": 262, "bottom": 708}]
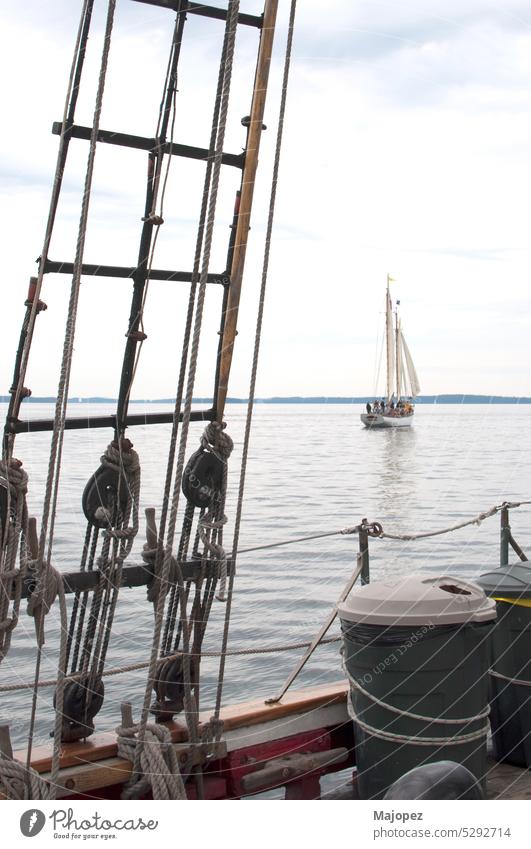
[{"left": 360, "top": 412, "right": 413, "bottom": 428}]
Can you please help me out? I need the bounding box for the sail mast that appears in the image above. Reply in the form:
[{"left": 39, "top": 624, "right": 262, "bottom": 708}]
[
  {"left": 395, "top": 308, "right": 401, "bottom": 400},
  {"left": 385, "top": 273, "right": 394, "bottom": 402},
  {"left": 215, "top": 0, "right": 279, "bottom": 421}
]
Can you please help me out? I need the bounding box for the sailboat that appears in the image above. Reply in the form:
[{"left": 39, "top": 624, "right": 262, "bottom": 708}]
[{"left": 360, "top": 274, "right": 420, "bottom": 428}]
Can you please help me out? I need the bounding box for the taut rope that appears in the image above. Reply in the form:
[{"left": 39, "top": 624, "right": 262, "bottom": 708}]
[
  {"left": 213, "top": 0, "right": 299, "bottom": 729},
  {"left": 25, "top": 0, "right": 118, "bottom": 794},
  {"left": 130, "top": 1, "right": 241, "bottom": 800}
]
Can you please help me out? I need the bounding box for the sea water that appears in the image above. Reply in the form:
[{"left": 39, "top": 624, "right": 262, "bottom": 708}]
[{"left": 1, "top": 402, "right": 530, "bottom": 748}]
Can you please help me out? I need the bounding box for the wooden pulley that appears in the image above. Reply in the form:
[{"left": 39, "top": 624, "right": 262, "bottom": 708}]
[
  {"left": 82, "top": 463, "right": 129, "bottom": 529},
  {"left": 182, "top": 447, "right": 223, "bottom": 509},
  {"left": 58, "top": 677, "right": 105, "bottom": 742},
  {"left": 151, "top": 653, "right": 194, "bottom": 722}
]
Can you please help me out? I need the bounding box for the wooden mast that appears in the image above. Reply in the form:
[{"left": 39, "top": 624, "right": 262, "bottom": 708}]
[
  {"left": 386, "top": 273, "right": 392, "bottom": 403},
  {"left": 395, "top": 306, "right": 400, "bottom": 401},
  {"left": 215, "top": 0, "right": 279, "bottom": 421}
]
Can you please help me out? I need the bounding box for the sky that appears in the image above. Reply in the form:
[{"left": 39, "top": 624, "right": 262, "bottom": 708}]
[{"left": 1, "top": 0, "right": 531, "bottom": 399}]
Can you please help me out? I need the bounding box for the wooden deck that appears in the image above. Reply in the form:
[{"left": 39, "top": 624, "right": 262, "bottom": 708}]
[{"left": 2, "top": 680, "right": 530, "bottom": 800}]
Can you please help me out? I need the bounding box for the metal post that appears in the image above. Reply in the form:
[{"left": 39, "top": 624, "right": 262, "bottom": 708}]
[
  {"left": 500, "top": 506, "right": 510, "bottom": 567},
  {"left": 359, "top": 518, "right": 370, "bottom": 585}
]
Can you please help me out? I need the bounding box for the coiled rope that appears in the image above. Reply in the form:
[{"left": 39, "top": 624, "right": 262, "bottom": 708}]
[{"left": 116, "top": 705, "right": 186, "bottom": 800}]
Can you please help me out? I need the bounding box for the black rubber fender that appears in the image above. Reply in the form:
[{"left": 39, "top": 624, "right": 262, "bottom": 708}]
[
  {"left": 82, "top": 463, "right": 129, "bottom": 529},
  {"left": 384, "top": 760, "right": 484, "bottom": 800},
  {"left": 182, "top": 447, "right": 223, "bottom": 509}
]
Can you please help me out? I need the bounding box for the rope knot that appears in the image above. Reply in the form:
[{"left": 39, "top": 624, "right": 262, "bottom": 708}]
[
  {"left": 200, "top": 421, "right": 233, "bottom": 460},
  {"left": 101, "top": 439, "right": 140, "bottom": 474},
  {"left": 0, "top": 459, "right": 28, "bottom": 495},
  {"left": 116, "top": 706, "right": 186, "bottom": 800}
]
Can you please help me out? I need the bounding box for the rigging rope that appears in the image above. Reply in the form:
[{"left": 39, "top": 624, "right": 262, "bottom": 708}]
[
  {"left": 0, "top": 637, "right": 341, "bottom": 693},
  {"left": 120, "top": 18, "right": 183, "bottom": 419},
  {"left": 0, "top": 2, "right": 95, "bottom": 675},
  {"left": 0, "top": 497, "right": 528, "bottom": 694},
  {"left": 131, "top": 0, "right": 241, "bottom": 799},
  {"left": 25, "top": 0, "right": 118, "bottom": 789},
  {"left": 377, "top": 500, "right": 531, "bottom": 542},
  {"left": 213, "top": 0, "right": 298, "bottom": 729},
  {"left": 3, "top": 0, "right": 94, "bottom": 459},
  {"left": 60, "top": 3, "right": 185, "bottom": 749},
  {"left": 0, "top": 460, "right": 28, "bottom": 662}
]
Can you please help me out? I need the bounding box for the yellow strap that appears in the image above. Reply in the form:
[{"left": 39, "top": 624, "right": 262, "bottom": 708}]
[{"left": 492, "top": 596, "right": 531, "bottom": 608}]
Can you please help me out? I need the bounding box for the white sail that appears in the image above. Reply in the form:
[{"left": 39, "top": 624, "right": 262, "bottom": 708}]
[
  {"left": 386, "top": 289, "right": 395, "bottom": 401},
  {"left": 400, "top": 330, "right": 420, "bottom": 397},
  {"left": 395, "top": 317, "right": 402, "bottom": 398}
]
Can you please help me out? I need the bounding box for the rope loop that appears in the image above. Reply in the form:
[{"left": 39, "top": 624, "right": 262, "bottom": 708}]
[
  {"left": 116, "top": 719, "right": 186, "bottom": 800},
  {"left": 0, "top": 757, "right": 53, "bottom": 800},
  {"left": 0, "top": 458, "right": 28, "bottom": 496},
  {"left": 99, "top": 439, "right": 141, "bottom": 559},
  {"left": 489, "top": 667, "right": 531, "bottom": 688},
  {"left": 101, "top": 439, "right": 140, "bottom": 475},
  {"left": 346, "top": 667, "right": 490, "bottom": 726},
  {"left": 200, "top": 421, "right": 233, "bottom": 461},
  {"left": 344, "top": 665, "right": 490, "bottom": 747}
]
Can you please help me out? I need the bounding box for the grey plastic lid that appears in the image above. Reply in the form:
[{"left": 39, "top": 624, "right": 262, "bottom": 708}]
[
  {"left": 338, "top": 573, "right": 496, "bottom": 627},
  {"left": 476, "top": 562, "right": 531, "bottom": 598}
]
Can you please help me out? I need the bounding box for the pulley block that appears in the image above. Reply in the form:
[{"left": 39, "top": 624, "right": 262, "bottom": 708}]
[
  {"left": 57, "top": 676, "right": 105, "bottom": 742},
  {"left": 151, "top": 653, "right": 195, "bottom": 722},
  {"left": 182, "top": 447, "right": 223, "bottom": 509},
  {"left": 82, "top": 463, "right": 129, "bottom": 529}
]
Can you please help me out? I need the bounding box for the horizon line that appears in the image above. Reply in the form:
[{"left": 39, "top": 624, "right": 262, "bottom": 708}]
[{"left": 2, "top": 394, "right": 531, "bottom": 405}]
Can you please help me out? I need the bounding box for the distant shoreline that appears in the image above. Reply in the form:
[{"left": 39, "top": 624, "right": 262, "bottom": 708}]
[{"left": 2, "top": 395, "right": 531, "bottom": 405}]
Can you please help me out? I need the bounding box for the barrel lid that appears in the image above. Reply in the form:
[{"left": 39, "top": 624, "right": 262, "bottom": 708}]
[
  {"left": 476, "top": 562, "right": 531, "bottom": 598},
  {"left": 338, "top": 573, "right": 496, "bottom": 626}
]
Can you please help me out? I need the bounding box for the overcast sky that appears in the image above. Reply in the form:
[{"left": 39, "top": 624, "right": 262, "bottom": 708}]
[{"left": 1, "top": 0, "right": 531, "bottom": 399}]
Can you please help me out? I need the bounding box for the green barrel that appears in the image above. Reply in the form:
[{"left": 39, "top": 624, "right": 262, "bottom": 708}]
[
  {"left": 338, "top": 574, "right": 496, "bottom": 800},
  {"left": 476, "top": 563, "right": 531, "bottom": 766}
]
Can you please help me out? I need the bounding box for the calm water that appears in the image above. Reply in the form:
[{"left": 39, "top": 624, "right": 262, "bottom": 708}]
[{"left": 2, "top": 402, "right": 531, "bottom": 747}]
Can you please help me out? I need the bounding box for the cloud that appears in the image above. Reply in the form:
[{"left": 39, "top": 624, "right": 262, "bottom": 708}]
[{"left": 1, "top": 0, "right": 531, "bottom": 397}]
